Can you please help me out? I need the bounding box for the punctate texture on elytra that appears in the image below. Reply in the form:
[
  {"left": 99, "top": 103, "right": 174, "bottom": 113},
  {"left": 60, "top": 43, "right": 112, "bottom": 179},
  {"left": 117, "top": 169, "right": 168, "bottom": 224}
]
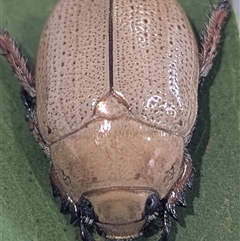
[
  {"left": 36, "top": 0, "right": 199, "bottom": 144},
  {"left": 34, "top": 0, "right": 200, "bottom": 238}
]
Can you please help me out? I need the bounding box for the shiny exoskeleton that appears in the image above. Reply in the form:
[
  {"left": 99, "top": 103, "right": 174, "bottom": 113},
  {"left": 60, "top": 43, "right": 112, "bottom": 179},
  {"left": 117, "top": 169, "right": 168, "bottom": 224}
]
[{"left": 0, "top": 0, "right": 230, "bottom": 240}]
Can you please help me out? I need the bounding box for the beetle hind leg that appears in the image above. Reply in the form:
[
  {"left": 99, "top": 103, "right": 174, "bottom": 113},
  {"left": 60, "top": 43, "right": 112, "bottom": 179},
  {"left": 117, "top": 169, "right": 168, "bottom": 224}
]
[
  {"left": 159, "top": 154, "right": 193, "bottom": 241},
  {"left": 199, "top": 0, "right": 231, "bottom": 84}
]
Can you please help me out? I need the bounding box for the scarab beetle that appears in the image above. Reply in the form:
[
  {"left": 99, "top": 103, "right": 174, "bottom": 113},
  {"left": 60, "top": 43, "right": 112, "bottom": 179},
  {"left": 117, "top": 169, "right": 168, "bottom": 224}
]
[{"left": 0, "top": 0, "right": 230, "bottom": 240}]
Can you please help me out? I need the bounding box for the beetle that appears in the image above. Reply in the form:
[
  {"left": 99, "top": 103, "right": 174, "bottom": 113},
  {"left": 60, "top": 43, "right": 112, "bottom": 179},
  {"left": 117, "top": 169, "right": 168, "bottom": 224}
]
[{"left": 0, "top": 0, "right": 230, "bottom": 240}]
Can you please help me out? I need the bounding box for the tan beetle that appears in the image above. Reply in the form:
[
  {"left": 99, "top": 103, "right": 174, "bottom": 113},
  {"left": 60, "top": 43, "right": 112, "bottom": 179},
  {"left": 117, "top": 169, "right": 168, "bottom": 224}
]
[{"left": 0, "top": 0, "right": 230, "bottom": 240}]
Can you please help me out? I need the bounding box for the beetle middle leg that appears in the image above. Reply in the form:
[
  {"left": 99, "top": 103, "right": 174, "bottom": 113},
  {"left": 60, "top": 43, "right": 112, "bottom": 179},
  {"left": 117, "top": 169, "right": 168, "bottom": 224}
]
[
  {"left": 0, "top": 29, "right": 48, "bottom": 153},
  {"left": 49, "top": 165, "right": 98, "bottom": 241},
  {"left": 199, "top": 0, "right": 231, "bottom": 85},
  {"left": 159, "top": 154, "right": 193, "bottom": 241}
]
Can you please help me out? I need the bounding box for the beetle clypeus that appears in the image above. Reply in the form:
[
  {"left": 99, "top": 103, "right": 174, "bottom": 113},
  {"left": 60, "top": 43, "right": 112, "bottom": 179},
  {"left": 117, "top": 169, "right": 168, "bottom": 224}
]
[{"left": 0, "top": 0, "right": 230, "bottom": 240}]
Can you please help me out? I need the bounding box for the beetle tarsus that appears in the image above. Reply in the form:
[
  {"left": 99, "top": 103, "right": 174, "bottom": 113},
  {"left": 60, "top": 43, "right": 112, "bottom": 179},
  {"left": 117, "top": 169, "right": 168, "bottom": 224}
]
[
  {"left": 177, "top": 192, "right": 187, "bottom": 207},
  {"left": 159, "top": 209, "right": 171, "bottom": 241},
  {"left": 70, "top": 213, "right": 78, "bottom": 224},
  {"left": 80, "top": 224, "right": 95, "bottom": 241},
  {"left": 166, "top": 203, "right": 178, "bottom": 221},
  {"left": 20, "top": 87, "right": 36, "bottom": 115},
  {"left": 187, "top": 170, "right": 194, "bottom": 190}
]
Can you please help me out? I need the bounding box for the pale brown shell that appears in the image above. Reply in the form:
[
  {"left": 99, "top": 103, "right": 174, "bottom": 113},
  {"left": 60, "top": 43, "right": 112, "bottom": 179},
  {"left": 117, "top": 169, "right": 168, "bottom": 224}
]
[
  {"left": 35, "top": 0, "right": 199, "bottom": 237},
  {"left": 51, "top": 118, "right": 184, "bottom": 201},
  {"left": 36, "top": 0, "right": 199, "bottom": 144}
]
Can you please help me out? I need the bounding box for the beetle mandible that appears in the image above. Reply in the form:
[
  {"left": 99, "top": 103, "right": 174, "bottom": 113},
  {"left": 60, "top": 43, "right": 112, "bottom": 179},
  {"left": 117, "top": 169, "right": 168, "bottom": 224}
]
[{"left": 0, "top": 0, "right": 230, "bottom": 240}]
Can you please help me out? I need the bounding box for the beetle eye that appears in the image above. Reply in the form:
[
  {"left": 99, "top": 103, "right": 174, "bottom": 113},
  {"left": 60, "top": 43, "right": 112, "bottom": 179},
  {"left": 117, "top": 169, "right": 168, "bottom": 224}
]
[{"left": 145, "top": 194, "right": 161, "bottom": 216}]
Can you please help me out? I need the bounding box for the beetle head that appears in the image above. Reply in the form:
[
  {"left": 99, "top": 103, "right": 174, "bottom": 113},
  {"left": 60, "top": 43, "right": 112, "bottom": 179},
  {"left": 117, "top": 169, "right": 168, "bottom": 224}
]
[{"left": 78, "top": 189, "right": 162, "bottom": 240}]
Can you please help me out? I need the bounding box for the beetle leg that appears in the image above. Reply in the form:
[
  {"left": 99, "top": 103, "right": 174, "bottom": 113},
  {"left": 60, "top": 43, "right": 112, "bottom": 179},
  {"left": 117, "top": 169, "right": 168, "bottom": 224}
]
[
  {"left": 23, "top": 100, "right": 49, "bottom": 154},
  {"left": 159, "top": 153, "right": 193, "bottom": 241},
  {"left": 49, "top": 165, "right": 79, "bottom": 223},
  {"left": 199, "top": 0, "right": 230, "bottom": 84},
  {"left": 165, "top": 153, "right": 193, "bottom": 217},
  {"left": 21, "top": 88, "right": 49, "bottom": 153},
  {"left": 80, "top": 224, "right": 96, "bottom": 241},
  {"left": 159, "top": 208, "right": 171, "bottom": 241}
]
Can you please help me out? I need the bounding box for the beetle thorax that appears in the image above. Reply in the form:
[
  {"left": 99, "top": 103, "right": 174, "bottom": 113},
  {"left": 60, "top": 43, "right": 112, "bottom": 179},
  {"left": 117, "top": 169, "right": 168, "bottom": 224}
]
[
  {"left": 50, "top": 93, "right": 184, "bottom": 201},
  {"left": 49, "top": 93, "right": 184, "bottom": 239}
]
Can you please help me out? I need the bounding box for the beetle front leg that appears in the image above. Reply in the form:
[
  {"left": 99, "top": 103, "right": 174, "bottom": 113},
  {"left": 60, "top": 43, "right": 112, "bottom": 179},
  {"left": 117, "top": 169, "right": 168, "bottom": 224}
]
[
  {"left": 199, "top": 0, "right": 231, "bottom": 83},
  {"left": 159, "top": 153, "right": 193, "bottom": 241},
  {"left": 50, "top": 165, "right": 79, "bottom": 224}
]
